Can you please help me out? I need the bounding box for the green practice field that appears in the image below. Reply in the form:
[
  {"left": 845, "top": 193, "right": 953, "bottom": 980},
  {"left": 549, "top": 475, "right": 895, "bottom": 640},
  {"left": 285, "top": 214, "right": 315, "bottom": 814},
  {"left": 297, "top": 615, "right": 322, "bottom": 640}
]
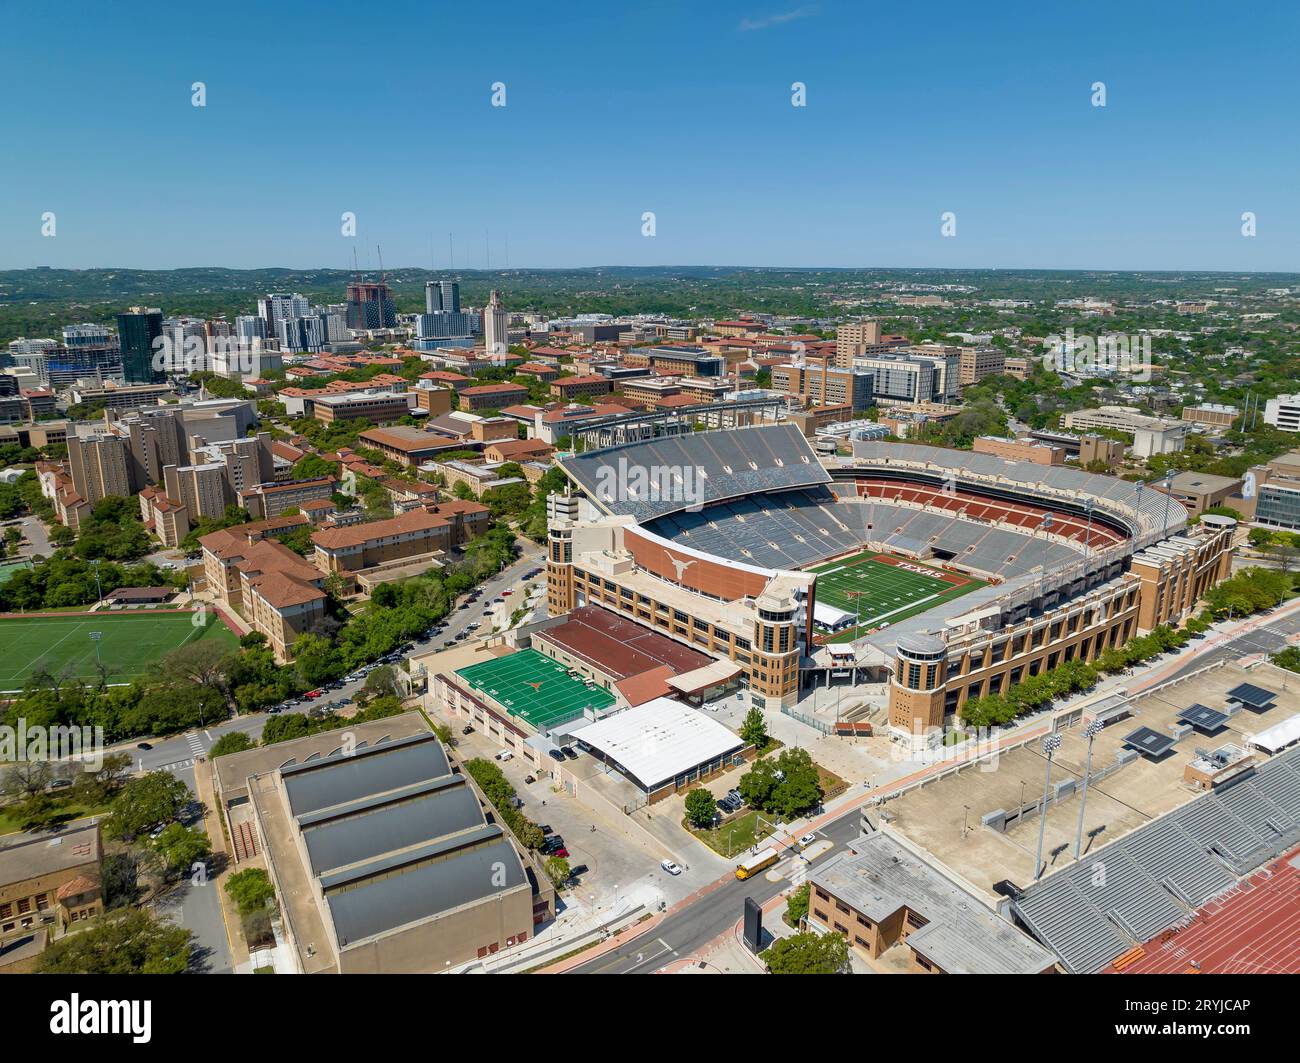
[
  {"left": 809, "top": 551, "right": 986, "bottom": 642},
  {"left": 0, "top": 612, "right": 238, "bottom": 690},
  {"left": 456, "top": 648, "right": 616, "bottom": 730}
]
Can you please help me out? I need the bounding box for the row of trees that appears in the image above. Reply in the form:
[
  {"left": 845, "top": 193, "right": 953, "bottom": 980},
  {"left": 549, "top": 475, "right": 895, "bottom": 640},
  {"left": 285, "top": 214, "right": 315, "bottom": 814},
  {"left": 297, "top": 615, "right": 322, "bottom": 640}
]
[
  {"left": 960, "top": 622, "right": 1208, "bottom": 729},
  {"left": 0, "top": 554, "right": 183, "bottom": 612},
  {"left": 461, "top": 757, "right": 546, "bottom": 849}
]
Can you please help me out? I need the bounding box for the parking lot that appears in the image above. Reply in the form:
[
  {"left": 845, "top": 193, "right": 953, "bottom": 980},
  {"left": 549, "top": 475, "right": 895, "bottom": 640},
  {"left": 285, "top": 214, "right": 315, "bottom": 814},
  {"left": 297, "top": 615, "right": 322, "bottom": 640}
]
[{"left": 448, "top": 723, "right": 700, "bottom": 912}]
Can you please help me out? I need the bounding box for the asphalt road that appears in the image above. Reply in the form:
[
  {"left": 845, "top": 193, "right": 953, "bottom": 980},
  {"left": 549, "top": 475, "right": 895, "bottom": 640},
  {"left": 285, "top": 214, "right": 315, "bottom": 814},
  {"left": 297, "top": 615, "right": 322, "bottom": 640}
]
[{"left": 572, "top": 813, "right": 865, "bottom": 973}]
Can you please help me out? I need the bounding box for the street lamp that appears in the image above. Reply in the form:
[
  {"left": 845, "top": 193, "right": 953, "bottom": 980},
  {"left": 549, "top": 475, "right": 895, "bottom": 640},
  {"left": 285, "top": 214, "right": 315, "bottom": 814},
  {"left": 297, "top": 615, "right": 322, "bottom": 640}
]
[
  {"left": 1073, "top": 720, "right": 1103, "bottom": 860},
  {"left": 1034, "top": 733, "right": 1062, "bottom": 881}
]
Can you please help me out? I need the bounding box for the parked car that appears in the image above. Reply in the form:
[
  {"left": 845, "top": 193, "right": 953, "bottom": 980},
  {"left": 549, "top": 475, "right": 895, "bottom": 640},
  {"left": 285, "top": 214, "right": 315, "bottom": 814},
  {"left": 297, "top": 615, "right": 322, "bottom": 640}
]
[
  {"left": 799, "top": 833, "right": 817, "bottom": 847},
  {"left": 137, "top": 742, "right": 152, "bottom": 750},
  {"left": 461, "top": 725, "right": 474, "bottom": 735},
  {"left": 538, "top": 824, "right": 553, "bottom": 835},
  {"left": 551, "top": 847, "right": 569, "bottom": 859},
  {"left": 502, "top": 590, "right": 513, "bottom": 596},
  {"left": 661, "top": 860, "right": 683, "bottom": 876},
  {"left": 495, "top": 750, "right": 513, "bottom": 762},
  {"left": 547, "top": 749, "right": 566, "bottom": 763},
  {"left": 562, "top": 747, "right": 579, "bottom": 761},
  {"left": 567, "top": 863, "right": 589, "bottom": 879},
  {"left": 523, "top": 775, "right": 536, "bottom": 785}
]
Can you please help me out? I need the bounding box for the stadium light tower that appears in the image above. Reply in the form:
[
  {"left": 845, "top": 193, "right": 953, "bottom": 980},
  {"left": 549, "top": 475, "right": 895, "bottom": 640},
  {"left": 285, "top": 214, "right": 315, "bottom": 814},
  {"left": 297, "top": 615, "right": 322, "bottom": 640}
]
[
  {"left": 1034, "top": 733, "right": 1063, "bottom": 881},
  {"left": 1073, "top": 720, "right": 1104, "bottom": 860}
]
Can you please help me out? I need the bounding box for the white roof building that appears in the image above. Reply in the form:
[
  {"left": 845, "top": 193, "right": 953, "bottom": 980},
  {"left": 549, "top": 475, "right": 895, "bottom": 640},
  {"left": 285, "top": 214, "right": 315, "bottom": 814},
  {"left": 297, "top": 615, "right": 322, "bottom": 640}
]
[{"left": 568, "top": 697, "right": 747, "bottom": 795}]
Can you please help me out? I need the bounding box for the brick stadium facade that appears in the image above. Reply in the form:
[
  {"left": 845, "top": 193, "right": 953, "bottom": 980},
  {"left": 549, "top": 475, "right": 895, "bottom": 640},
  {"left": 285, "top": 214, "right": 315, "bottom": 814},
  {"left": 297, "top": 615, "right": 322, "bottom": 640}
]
[{"left": 547, "top": 429, "right": 1236, "bottom": 732}]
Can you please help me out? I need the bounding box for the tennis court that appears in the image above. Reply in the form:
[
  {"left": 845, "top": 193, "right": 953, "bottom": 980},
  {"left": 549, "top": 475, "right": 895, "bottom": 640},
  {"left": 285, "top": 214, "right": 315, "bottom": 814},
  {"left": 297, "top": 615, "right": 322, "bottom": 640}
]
[
  {"left": 808, "top": 551, "right": 984, "bottom": 642},
  {"left": 0, "top": 611, "right": 238, "bottom": 689},
  {"left": 455, "top": 648, "right": 616, "bottom": 730}
]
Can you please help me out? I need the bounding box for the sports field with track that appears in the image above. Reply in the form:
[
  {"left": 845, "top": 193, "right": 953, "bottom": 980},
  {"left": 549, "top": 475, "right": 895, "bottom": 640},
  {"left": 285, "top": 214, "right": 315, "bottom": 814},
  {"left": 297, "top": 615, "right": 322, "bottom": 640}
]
[
  {"left": 808, "top": 551, "right": 985, "bottom": 642},
  {"left": 0, "top": 611, "right": 237, "bottom": 689}
]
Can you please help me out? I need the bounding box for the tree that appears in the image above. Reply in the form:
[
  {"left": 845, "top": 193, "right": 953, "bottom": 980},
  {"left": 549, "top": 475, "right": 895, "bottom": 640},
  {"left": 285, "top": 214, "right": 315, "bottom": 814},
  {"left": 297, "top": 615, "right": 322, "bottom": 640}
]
[
  {"left": 740, "top": 707, "right": 769, "bottom": 750},
  {"left": 543, "top": 855, "right": 570, "bottom": 887},
  {"left": 105, "top": 771, "right": 191, "bottom": 840},
  {"left": 684, "top": 788, "right": 717, "bottom": 828},
  {"left": 364, "top": 664, "right": 402, "bottom": 699},
  {"left": 784, "top": 882, "right": 810, "bottom": 927},
  {"left": 761, "top": 930, "right": 849, "bottom": 974},
  {"left": 208, "top": 731, "right": 256, "bottom": 759},
  {"left": 226, "top": 867, "right": 276, "bottom": 916},
  {"left": 37, "top": 909, "right": 194, "bottom": 974},
  {"left": 152, "top": 823, "right": 212, "bottom": 877}
]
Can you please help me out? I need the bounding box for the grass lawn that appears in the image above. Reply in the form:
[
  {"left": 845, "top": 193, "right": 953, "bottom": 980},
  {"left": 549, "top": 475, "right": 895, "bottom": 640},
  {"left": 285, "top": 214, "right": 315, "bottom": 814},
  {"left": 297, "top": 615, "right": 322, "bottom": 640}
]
[
  {"left": 689, "top": 809, "right": 771, "bottom": 859},
  {"left": 0, "top": 796, "right": 115, "bottom": 837},
  {"left": 808, "top": 550, "right": 986, "bottom": 642},
  {"left": 0, "top": 612, "right": 238, "bottom": 690}
]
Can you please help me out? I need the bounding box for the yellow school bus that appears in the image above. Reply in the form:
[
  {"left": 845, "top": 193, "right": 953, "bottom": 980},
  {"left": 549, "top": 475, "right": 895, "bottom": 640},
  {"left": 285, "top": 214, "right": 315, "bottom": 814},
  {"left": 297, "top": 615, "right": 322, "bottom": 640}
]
[{"left": 735, "top": 846, "right": 779, "bottom": 880}]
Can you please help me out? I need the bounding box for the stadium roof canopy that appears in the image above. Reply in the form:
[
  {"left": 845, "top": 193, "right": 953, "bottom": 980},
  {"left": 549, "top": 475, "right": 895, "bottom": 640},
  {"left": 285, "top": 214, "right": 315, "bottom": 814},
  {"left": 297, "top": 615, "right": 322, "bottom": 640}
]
[
  {"left": 569, "top": 697, "right": 746, "bottom": 793},
  {"left": 1012, "top": 744, "right": 1300, "bottom": 972},
  {"left": 559, "top": 423, "right": 831, "bottom": 522}
]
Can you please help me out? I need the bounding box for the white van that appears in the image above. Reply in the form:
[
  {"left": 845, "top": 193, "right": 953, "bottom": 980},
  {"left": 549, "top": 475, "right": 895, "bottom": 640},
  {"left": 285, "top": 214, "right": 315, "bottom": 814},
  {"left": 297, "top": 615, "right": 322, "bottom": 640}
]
[{"left": 495, "top": 750, "right": 514, "bottom": 762}]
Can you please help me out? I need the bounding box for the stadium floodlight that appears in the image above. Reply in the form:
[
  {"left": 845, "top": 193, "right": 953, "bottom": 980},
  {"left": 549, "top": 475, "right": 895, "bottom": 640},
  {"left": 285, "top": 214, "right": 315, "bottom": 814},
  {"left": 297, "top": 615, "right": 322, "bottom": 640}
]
[
  {"left": 1073, "top": 720, "right": 1104, "bottom": 860},
  {"left": 1034, "top": 733, "right": 1063, "bottom": 881},
  {"left": 88, "top": 630, "right": 103, "bottom": 667}
]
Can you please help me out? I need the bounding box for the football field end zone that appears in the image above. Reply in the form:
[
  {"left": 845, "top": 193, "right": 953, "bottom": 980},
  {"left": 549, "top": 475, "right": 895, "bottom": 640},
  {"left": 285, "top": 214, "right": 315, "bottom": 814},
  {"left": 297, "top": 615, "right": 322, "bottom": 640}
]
[{"left": 807, "top": 550, "right": 987, "bottom": 645}]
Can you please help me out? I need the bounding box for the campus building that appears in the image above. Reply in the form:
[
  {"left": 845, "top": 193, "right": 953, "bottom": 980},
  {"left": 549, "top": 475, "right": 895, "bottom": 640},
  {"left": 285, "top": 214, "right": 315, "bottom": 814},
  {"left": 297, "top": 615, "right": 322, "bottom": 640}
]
[
  {"left": 224, "top": 721, "right": 554, "bottom": 973},
  {"left": 0, "top": 823, "right": 103, "bottom": 966},
  {"left": 199, "top": 521, "right": 327, "bottom": 660},
  {"left": 808, "top": 832, "right": 1057, "bottom": 974}
]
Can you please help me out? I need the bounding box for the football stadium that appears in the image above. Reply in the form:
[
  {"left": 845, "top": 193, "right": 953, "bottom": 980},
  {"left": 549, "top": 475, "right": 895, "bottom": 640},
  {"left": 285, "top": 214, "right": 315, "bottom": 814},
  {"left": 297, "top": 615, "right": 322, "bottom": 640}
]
[{"left": 547, "top": 422, "right": 1236, "bottom": 737}]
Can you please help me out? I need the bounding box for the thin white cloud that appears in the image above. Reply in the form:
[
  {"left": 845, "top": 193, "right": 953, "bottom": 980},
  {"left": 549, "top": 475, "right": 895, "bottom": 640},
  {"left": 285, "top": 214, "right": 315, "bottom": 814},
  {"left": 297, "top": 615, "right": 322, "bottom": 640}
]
[{"left": 737, "top": 5, "right": 820, "bottom": 32}]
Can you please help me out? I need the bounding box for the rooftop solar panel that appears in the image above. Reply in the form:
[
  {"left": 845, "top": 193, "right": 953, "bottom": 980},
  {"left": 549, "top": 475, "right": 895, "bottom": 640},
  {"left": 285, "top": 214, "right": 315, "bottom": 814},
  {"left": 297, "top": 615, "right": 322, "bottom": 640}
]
[
  {"left": 1177, "top": 703, "right": 1230, "bottom": 732},
  {"left": 1122, "top": 726, "right": 1176, "bottom": 758},
  {"left": 1226, "top": 682, "right": 1276, "bottom": 710}
]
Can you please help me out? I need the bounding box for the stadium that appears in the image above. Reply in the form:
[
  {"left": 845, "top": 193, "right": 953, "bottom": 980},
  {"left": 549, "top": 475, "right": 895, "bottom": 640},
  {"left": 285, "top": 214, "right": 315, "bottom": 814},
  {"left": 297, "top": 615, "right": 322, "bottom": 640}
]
[{"left": 548, "top": 423, "right": 1236, "bottom": 737}]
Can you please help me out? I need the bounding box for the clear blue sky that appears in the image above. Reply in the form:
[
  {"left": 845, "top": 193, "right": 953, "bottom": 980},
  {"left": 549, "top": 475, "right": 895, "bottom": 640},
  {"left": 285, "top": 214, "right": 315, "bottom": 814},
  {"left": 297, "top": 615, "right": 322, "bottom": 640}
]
[{"left": 2, "top": 0, "right": 1297, "bottom": 272}]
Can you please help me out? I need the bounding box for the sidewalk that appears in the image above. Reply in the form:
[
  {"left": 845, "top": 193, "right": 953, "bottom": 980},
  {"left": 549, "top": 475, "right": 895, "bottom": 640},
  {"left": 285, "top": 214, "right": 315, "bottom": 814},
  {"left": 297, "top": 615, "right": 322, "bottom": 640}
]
[{"left": 192, "top": 756, "right": 252, "bottom": 973}]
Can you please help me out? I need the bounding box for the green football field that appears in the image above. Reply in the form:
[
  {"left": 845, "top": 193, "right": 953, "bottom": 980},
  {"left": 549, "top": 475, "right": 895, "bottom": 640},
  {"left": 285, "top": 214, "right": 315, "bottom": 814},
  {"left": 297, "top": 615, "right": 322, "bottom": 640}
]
[
  {"left": 0, "top": 612, "right": 238, "bottom": 689},
  {"left": 456, "top": 648, "right": 616, "bottom": 730},
  {"left": 809, "top": 551, "right": 986, "bottom": 642}
]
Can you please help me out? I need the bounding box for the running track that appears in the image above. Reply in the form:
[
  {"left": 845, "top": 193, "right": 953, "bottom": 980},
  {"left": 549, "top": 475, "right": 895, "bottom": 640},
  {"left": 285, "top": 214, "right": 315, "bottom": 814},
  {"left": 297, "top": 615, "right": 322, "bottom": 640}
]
[{"left": 1117, "top": 847, "right": 1300, "bottom": 974}]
